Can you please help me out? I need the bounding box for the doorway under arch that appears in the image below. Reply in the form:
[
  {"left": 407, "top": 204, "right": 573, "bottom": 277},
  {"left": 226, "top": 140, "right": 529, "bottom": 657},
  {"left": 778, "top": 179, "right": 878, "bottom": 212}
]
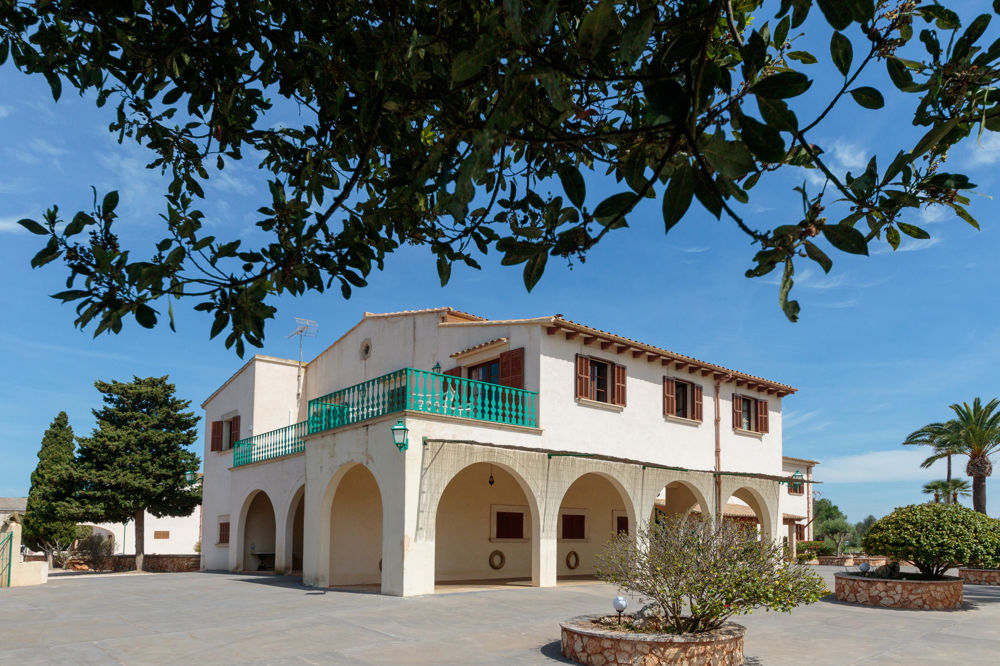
[
  {"left": 329, "top": 464, "right": 383, "bottom": 586},
  {"left": 556, "top": 473, "right": 632, "bottom": 580},
  {"left": 242, "top": 490, "right": 276, "bottom": 572}
]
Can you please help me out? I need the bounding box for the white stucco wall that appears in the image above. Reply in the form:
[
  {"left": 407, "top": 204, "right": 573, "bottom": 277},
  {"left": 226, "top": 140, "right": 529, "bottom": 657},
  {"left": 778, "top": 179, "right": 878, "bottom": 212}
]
[
  {"left": 779, "top": 458, "right": 817, "bottom": 541},
  {"left": 88, "top": 507, "right": 202, "bottom": 555}
]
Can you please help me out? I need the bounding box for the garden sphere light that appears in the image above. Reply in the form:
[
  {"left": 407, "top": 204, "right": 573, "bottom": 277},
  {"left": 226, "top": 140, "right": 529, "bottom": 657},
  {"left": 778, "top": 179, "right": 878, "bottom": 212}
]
[{"left": 613, "top": 596, "right": 627, "bottom": 624}]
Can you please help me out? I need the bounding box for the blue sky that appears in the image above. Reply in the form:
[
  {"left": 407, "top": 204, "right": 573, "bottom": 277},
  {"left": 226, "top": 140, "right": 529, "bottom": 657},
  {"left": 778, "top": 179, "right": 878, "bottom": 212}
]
[{"left": 2, "top": 7, "right": 999, "bottom": 523}]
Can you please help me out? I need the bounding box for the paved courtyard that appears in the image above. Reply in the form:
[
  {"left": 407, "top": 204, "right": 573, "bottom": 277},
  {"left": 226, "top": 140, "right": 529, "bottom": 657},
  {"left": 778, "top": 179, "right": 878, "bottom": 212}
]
[{"left": 2, "top": 567, "right": 1000, "bottom": 664}]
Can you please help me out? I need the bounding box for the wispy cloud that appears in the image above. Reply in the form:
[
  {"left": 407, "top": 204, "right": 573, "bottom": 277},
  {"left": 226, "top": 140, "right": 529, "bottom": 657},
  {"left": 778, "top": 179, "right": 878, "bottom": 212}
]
[
  {"left": 0, "top": 105, "right": 12, "bottom": 119},
  {"left": 966, "top": 130, "right": 1000, "bottom": 167},
  {"left": 680, "top": 246, "right": 710, "bottom": 254},
  {"left": 0, "top": 336, "right": 141, "bottom": 363},
  {"left": 0, "top": 215, "right": 30, "bottom": 234},
  {"left": 872, "top": 236, "right": 942, "bottom": 255},
  {"left": 801, "top": 138, "right": 869, "bottom": 188},
  {"left": 821, "top": 449, "right": 944, "bottom": 483}
]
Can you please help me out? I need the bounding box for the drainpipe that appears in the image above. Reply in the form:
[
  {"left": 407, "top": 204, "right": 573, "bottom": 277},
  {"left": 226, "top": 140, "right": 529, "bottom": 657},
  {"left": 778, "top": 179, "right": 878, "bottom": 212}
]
[{"left": 714, "top": 374, "right": 733, "bottom": 522}]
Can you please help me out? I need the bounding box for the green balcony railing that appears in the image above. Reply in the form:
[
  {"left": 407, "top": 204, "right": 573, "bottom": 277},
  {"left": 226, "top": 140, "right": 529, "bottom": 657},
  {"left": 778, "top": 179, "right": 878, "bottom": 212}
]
[
  {"left": 0, "top": 531, "right": 11, "bottom": 588},
  {"left": 308, "top": 367, "right": 538, "bottom": 435},
  {"left": 233, "top": 420, "right": 307, "bottom": 467}
]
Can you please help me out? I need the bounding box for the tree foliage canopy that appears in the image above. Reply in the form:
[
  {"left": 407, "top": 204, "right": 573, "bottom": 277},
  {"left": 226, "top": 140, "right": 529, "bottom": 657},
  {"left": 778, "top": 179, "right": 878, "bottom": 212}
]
[
  {"left": 21, "top": 411, "right": 79, "bottom": 553},
  {"left": 75, "top": 376, "right": 201, "bottom": 528},
  {"left": 3, "top": 0, "right": 999, "bottom": 354}
]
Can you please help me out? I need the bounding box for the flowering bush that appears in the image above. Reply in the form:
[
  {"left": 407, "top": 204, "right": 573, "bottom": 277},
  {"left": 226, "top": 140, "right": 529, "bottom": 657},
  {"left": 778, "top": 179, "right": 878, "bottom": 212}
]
[
  {"left": 797, "top": 540, "right": 834, "bottom": 557},
  {"left": 863, "top": 503, "right": 1000, "bottom": 578},
  {"left": 595, "top": 514, "right": 826, "bottom": 634}
]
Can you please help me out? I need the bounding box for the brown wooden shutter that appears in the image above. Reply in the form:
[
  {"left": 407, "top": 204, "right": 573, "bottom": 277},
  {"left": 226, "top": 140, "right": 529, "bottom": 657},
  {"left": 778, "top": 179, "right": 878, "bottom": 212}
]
[
  {"left": 693, "top": 384, "right": 703, "bottom": 421},
  {"left": 732, "top": 394, "right": 741, "bottom": 429},
  {"left": 229, "top": 415, "right": 241, "bottom": 446},
  {"left": 575, "top": 354, "right": 590, "bottom": 399},
  {"left": 443, "top": 366, "right": 462, "bottom": 377},
  {"left": 757, "top": 399, "right": 769, "bottom": 433},
  {"left": 663, "top": 377, "right": 676, "bottom": 416},
  {"left": 499, "top": 347, "right": 524, "bottom": 389},
  {"left": 210, "top": 421, "right": 223, "bottom": 452},
  {"left": 218, "top": 521, "right": 230, "bottom": 544},
  {"left": 613, "top": 364, "right": 627, "bottom": 407}
]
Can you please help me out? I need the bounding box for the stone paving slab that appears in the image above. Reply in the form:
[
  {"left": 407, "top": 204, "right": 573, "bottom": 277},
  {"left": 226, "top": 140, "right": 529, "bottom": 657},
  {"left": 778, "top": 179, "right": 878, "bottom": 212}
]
[{"left": 2, "top": 567, "right": 999, "bottom": 664}]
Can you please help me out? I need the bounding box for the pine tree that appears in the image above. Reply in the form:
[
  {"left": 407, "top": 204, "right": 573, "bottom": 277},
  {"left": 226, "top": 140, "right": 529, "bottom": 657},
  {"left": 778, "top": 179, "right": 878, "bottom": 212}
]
[
  {"left": 76, "top": 376, "right": 201, "bottom": 571},
  {"left": 22, "top": 412, "right": 79, "bottom": 567}
]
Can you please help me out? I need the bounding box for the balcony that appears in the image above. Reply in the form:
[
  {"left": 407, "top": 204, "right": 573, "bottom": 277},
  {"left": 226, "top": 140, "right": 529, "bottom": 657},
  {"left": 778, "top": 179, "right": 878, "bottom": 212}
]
[
  {"left": 233, "top": 369, "right": 538, "bottom": 468},
  {"left": 233, "top": 421, "right": 307, "bottom": 467},
  {"left": 307, "top": 367, "right": 538, "bottom": 434}
]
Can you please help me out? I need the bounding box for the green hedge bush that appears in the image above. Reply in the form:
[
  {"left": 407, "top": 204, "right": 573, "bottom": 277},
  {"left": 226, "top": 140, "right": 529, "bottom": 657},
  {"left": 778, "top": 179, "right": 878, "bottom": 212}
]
[{"left": 862, "top": 503, "right": 1000, "bottom": 578}]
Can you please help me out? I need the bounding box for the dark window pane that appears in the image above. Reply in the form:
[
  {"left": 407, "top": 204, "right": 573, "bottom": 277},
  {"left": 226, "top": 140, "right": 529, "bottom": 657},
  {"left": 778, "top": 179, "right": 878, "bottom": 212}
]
[
  {"left": 562, "top": 513, "right": 586, "bottom": 540},
  {"left": 741, "top": 398, "right": 753, "bottom": 430},
  {"left": 676, "top": 382, "right": 688, "bottom": 418},
  {"left": 590, "top": 360, "right": 609, "bottom": 403},
  {"left": 496, "top": 511, "right": 524, "bottom": 539},
  {"left": 616, "top": 516, "right": 629, "bottom": 535}
]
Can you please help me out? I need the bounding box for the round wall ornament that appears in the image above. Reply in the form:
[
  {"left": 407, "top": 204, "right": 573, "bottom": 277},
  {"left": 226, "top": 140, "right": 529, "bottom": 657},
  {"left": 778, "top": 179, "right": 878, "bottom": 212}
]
[
  {"left": 566, "top": 550, "right": 580, "bottom": 570},
  {"left": 488, "top": 549, "right": 506, "bottom": 570}
]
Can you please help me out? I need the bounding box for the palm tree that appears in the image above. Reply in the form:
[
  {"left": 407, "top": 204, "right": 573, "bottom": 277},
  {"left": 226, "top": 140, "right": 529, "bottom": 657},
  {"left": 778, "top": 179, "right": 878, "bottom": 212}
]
[
  {"left": 922, "top": 478, "right": 972, "bottom": 504},
  {"left": 948, "top": 398, "right": 1000, "bottom": 513},
  {"left": 904, "top": 420, "right": 963, "bottom": 488}
]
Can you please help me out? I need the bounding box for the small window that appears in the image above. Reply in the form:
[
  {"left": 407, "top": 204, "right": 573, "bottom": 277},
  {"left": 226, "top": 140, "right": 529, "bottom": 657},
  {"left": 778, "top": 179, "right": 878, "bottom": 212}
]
[
  {"left": 616, "top": 515, "right": 629, "bottom": 535},
  {"left": 561, "top": 514, "right": 586, "bottom": 540},
  {"left": 788, "top": 480, "right": 804, "bottom": 495},
  {"left": 675, "top": 381, "right": 690, "bottom": 419},
  {"left": 153, "top": 531, "right": 170, "bottom": 540},
  {"left": 496, "top": 511, "right": 524, "bottom": 540},
  {"left": 741, "top": 397, "right": 754, "bottom": 431},
  {"left": 589, "top": 359, "right": 610, "bottom": 403},
  {"left": 218, "top": 521, "right": 230, "bottom": 544},
  {"left": 795, "top": 524, "right": 806, "bottom": 541}
]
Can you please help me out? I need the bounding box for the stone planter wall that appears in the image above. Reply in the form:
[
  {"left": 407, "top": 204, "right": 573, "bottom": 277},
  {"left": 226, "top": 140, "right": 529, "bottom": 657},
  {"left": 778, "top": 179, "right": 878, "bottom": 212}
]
[
  {"left": 854, "top": 556, "right": 890, "bottom": 567},
  {"left": 818, "top": 555, "right": 854, "bottom": 566},
  {"left": 958, "top": 568, "right": 1000, "bottom": 585},
  {"left": 834, "top": 572, "right": 963, "bottom": 610},
  {"left": 90, "top": 554, "right": 201, "bottom": 572},
  {"left": 560, "top": 615, "right": 745, "bottom": 665}
]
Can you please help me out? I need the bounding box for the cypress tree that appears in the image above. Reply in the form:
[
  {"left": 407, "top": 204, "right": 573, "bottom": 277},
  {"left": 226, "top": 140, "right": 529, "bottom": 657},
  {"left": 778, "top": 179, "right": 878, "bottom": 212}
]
[
  {"left": 76, "top": 376, "right": 201, "bottom": 571},
  {"left": 22, "top": 411, "right": 80, "bottom": 567}
]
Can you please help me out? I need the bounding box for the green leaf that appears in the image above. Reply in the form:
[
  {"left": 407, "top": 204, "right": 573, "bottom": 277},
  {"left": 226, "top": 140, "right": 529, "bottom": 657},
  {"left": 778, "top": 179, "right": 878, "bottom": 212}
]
[
  {"left": 436, "top": 254, "right": 452, "bottom": 286},
  {"left": 849, "top": 87, "right": 884, "bottom": 109},
  {"left": 64, "top": 212, "right": 92, "bottom": 237},
  {"left": 757, "top": 98, "right": 798, "bottom": 132},
  {"left": 886, "top": 57, "right": 915, "bottom": 91},
  {"left": 51, "top": 289, "right": 89, "bottom": 302},
  {"left": 953, "top": 14, "right": 991, "bottom": 62},
  {"left": 644, "top": 79, "right": 688, "bottom": 122},
  {"left": 786, "top": 51, "right": 817, "bottom": 64},
  {"left": 700, "top": 134, "right": 756, "bottom": 180},
  {"left": 822, "top": 224, "right": 869, "bottom": 255},
  {"left": 577, "top": 0, "right": 615, "bottom": 53},
  {"left": 897, "top": 222, "right": 930, "bottom": 239},
  {"left": 17, "top": 218, "right": 48, "bottom": 235},
  {"left": 912, "top": 117, "right": 960, "bottom": 158},
  {"left": 557, "top": 164, "right": 586, "bottom": 208},
  {"left": 750, "top": 71, "right": 812, "bottom": 99},
  {"left": 451, "top": 48, "right": 492, "bottom": 83},
  {"left": 739, "top": 115, "right": 786, "bottom": 163},
  {"left": 591, "top": 192, "right": 635, "bottom": 225},
  {"left": 662, "top": 164, "right": 696, "bottom": 234},
  {"left": 779, "top": 259, "right": 800, "bottom": 323},
  {"left": 102, "top": 191, "right": 120, "bottom": 215},
  {"left": 803, "top": 241, "right": 832, "bottom": 273},
  {"left": 817, "top": 0, "right": 853, "bottom": 30},
  {"left": 135, "top": 304, "right": 157, "bottom": 329},
  {"left": 831, "top": 32, "right": 853, "bottom": 77},
  {"left": 522, "top": 251, "right": 547, "bottom": 291},
  {"left": 886, "top": 225, "right": 900, "bottom": 250}
]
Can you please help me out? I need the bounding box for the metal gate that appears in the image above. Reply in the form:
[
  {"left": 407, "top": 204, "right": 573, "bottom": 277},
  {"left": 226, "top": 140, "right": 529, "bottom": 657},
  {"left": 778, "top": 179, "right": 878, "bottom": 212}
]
[{"left": 0, "top": 531, "right": 11, "bottom": 587}]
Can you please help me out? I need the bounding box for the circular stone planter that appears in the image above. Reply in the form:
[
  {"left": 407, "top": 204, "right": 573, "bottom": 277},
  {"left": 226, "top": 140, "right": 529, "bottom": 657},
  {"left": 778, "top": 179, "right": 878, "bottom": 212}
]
[
  {"left": 834, "top": 572, "right": 963, "bottom": 610},
  {"left": 560, "top": 614, "right": 745, "bottom": 665},
  {"left": 958, "top": 568, "right": 1000, "bottom": 585}
]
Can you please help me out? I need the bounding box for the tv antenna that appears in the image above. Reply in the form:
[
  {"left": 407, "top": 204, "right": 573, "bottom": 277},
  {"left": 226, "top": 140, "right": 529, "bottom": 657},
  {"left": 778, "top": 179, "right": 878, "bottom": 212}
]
[{"left": 288, "top": 318, "right": 318, "bottom": 405}]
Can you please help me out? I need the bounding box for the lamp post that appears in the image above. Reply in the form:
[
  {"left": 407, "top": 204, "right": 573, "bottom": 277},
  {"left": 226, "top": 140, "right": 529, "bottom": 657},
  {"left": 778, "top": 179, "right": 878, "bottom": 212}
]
[{"left": 391, "top": 419, "right": 409, "bottom": 452}]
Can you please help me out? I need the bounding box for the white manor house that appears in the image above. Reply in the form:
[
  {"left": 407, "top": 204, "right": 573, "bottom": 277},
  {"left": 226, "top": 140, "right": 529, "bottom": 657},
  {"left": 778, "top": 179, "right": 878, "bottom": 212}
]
[{"left": 200, "top": 307, "right": 817, "bottom": 595}]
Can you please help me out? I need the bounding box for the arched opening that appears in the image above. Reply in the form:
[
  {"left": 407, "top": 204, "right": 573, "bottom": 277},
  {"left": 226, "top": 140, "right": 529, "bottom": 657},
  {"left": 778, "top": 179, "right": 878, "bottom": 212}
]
[
  {"left": 329, "top": 465, "right": 383, "bottom": 586},
  {"left": 242, "top": 491, "right": 276, "bottom": 572},
  {"left": 556, "top": 473, "right": 631, "bottom": 581},
  {"left": 434, "top": 462, "right": 536, "bottom": 586},
  {"left": 650, "top": 480, "right": 710, "bottom": 523},
  {"left": 723, "top": 487, "right": 771, "bottom": 539},
  {"left": 285, "top": 488, "right": 305, "bottom": 574}
]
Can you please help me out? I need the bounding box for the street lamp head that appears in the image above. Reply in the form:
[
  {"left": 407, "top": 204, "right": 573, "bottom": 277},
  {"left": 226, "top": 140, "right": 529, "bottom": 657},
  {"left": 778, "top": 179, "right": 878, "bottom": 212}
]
[
  {"left": 432, "top": 362, "right": 441, "bottom": 373},
  {"left": 391, "top": 419, "right": 409, "bottom": 452}
]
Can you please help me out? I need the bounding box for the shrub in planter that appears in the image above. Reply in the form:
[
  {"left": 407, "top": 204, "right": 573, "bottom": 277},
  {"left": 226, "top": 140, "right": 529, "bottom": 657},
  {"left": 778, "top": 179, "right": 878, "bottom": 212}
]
[
  {"left": 862, "top": 503, "right": 1000, "bottom": 578},
  {"left": 595, "top": 514, "right": 826, "bottom": 634},
  {"left": 797, "top": 540, "right": 834, "bottom": 557}
]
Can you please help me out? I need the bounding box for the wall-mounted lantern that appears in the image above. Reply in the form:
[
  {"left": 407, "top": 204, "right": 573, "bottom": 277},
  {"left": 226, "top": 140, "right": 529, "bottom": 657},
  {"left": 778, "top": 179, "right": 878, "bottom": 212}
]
[
  {"left": 432, "top": 362, "right": 441, "bottom": 373},
  {"left": 184, "top": 470, "right": 197, "bottom": 483},
  {"left": 391, "top": 419, "right": 409, "bottom": 452}
]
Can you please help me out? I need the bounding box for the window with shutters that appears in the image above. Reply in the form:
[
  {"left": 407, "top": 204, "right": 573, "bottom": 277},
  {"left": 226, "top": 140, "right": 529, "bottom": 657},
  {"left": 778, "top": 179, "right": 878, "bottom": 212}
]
[
  {"left": 492, "top": 505, "right": 527, "bottom": 541},
  {"left": 663, "top": 378, "right": 703, "bottom": 422},
  {"left": 613, "top": 510, "right": 629, "bottom": 536},
  {"left": 732, "top": 394, "right": 769, "bottom": 434},
  {"left": 218, "top": 520, "right": 230, "bottom": 545},
  {"left": 788, "top": 479, "right": 804, "bottom": 495},
  {"left": 210, "top": 415, "right": 242, "bottom": 452},
  {"left": 561, "top": 513, "right": 586, "bottom": 541},
  {"left": 575, "top": 355, "right": 626, "bottom": 407},
  {"left": 795, "top": 524, "right": 806, "bottom": 541}
]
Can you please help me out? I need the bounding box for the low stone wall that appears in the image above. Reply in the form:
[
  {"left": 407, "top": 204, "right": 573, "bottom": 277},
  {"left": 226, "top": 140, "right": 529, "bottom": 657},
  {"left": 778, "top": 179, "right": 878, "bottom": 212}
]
[
  {"left": 818, "top": 555, "right": 854, "bottom": 566},
  {"left": 958, "top": 568, "right": 1000, "bottom": 585},
  {"left": 560, "top": 615, "right": 745, "bottom": 665},
  {"left": 834, "top": 573, "right": 963, "bottom": 610},
  {"left": 91, "top": 554, "right": 201, "bottom": 572},
  {"left": 854, "top": 556, "right": 890, "bottom": 567}
]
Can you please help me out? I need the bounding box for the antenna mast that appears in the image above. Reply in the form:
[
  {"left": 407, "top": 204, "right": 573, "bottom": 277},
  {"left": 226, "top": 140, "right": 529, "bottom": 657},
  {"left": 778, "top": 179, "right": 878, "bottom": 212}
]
[{"left": 287, "top": 318, "right": 318, "bottom": 408}]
